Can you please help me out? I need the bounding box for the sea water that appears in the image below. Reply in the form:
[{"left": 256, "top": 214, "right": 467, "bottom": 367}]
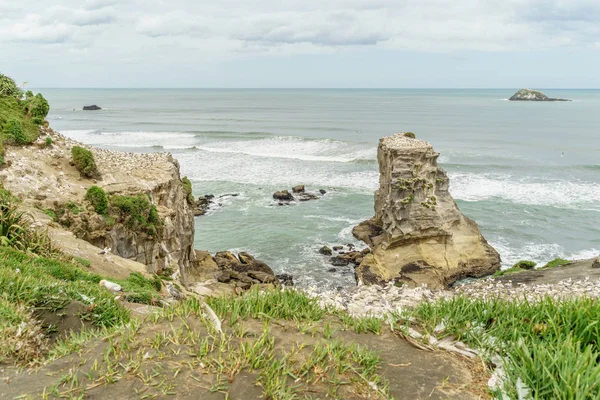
[{"left": 42, "top": 89, "right": 600, "bottom": 288}]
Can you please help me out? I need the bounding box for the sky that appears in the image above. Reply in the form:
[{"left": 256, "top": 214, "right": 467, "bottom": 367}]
[{"left": 1, "top": 0, "right": 599, "bottom": 88}]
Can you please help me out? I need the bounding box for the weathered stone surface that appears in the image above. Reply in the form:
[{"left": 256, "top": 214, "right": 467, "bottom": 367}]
[
  {"left": 509, "top": 89, "right": 570, "bottom": 102},
  {"left": 0, "top": 128, "right": 197, "bottom": 280},
  {"left": 354, "top": 133, "right": 501, "bottom": 288},
  {"left": 292, "top": 185, "right": 305, "bottom": 193},
  {"left": 273, "top": 190, "right": 294, "bottom": 201},
  {"left": 276, "top": 273, "right": 294, "bottom": 286}
]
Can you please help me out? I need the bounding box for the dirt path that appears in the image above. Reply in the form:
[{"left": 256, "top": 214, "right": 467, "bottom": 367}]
[{"left": 0, "top": 313, "right": 487, "bottom": 400}]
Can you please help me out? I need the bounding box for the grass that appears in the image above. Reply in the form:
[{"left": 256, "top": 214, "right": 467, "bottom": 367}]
[
  {"left": 541, "top": 257, "right": 570, "bottom": 269},
  {"left": 411, "top": 296, "right": 600, "bottom": 399},
  {"left": 181, "top": 176, "right": 193, "bottom": 204}
]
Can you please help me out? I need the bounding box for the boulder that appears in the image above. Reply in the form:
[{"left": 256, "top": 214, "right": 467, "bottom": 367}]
[
  {"left": 319, "top": 189, "right": 327, "bottom": 195},
  {"left": 319, "top": 246, "right": 333, "bottom": 256},
  {"left": 276, "top": 273, "right": 294, "bottom": 286},
  {"left": 83, "top": 105, "right": 102, "bottom": 110},
  {"left": 292, "top": 185, "right": 305, "bottom": 193},
  {"left": 330, "top": 257, "right": 350, "bottom": 267},
  {"left": 593, "top": 259, "right": 600, "bottom": 269},
  {"left": 509, "top": 89, "right": 570, "bottom": 102},
  {"left": 273, "top": 190, "right": 294, "bottom": 201},
  {"left": 297, "top": 193, "right": 318, "bottom": 202},
  {"left": 353, "top": 133, "right": 501, "bottom": 289}
]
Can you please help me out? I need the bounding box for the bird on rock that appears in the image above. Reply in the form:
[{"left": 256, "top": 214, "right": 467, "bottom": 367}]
[
  {"left": 98, "top": 247, "right": 111, "bottom": 255},
  {"left": 100, "top": 279, "right": 122, "bottom": 293}
]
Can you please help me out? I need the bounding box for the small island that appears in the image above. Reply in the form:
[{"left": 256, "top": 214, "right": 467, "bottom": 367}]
[
  {"left": 509, "top": 88, "right": 570, "bottom": 102},
  {"left": 83, "top": 104, "right": 102, "bottom": 110}
]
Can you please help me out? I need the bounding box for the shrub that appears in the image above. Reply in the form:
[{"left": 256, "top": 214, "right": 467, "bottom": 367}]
[
  {"left": 109, "top": 194, "right": 162, "bottom": 237},
  {"left": 44, "top": 136, "right": 53, "bottom": 147},
  {"left": 85, "top": 186, "right": 108, "bottom": 215},
  {"left": 3, "top": 117, "right": 28, "bottom": 144},
  {"left": 181, "top": 176, "right": 194, "bottom": 204},
  {"left": 27, "top": 93, "right": 49, "bottom": 122},
  {"left": 0, "top": 74, "right": 22, "bottom": 98},
  {"left": 543, "top": 258, "right": 570, "bottom": 269},
  {"left": 512, "top": 260, "right": 536, "bottom": 270},
  {"left": 403, "top": 132, "right": 416, "bottom": 138},
  {"left": 71, "top": 146, "right": 99, "bottom": 178}
]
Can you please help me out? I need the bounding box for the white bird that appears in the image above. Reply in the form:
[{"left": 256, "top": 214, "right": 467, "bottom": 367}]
[
  {"left": 99, "top": 279, "right": 122, "bottom": 293},
  {"left": 561, "top": 152, "right": 564, "bottom": 157},
  {"left": 98, "top": 247, "right": 111, "bottom": 255}
]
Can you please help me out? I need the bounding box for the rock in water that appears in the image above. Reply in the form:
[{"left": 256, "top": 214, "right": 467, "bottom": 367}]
[
  {"left": 273, "top": 190, "right": 294, "bottom": 201},
  {"left": 292, "top": 185, "right": 305, "bottom": 193},
  {"left": 508, "top": 89, "right": 570, "bottom": 102},
  {"left": 353, "top": 133, "right": 501, "bottom": 288},
  {"left": 83, "top": 105, "right": 102, "bottom": 110}
]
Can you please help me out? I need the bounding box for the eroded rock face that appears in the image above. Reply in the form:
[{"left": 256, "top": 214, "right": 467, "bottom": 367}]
[
  {"left": 353, "top": 133, "right": 501, "bottom": 288},
  {"left": 0, "top": 128, "right": 196, "bottom": 280}
]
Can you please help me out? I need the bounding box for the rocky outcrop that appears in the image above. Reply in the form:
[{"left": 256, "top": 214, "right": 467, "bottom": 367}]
[
  {"left": 83, "top": 105, "right": 102, "bottom": 110},
  {"left": 187, "top": 250, "right": 283, "bottom": 292},
  {"left": 353, "top": 133, "right": 501, "bottom": 288},
  {"left": 273, "top": 185, "right": 323, "bottom": 204},
  {"left": 0, "top": 128, "right": 196, "bottom": 280},
  {"left": 509, "top": 89, "right": 570, "bottom": 102}
]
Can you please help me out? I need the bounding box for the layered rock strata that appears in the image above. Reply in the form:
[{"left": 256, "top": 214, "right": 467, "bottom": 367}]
[
  {"left": 0, "top": 128, "right": 196, "bottom": 279},
  {"left": 353, "top": 133, "right": 501, "bottom": 288}
]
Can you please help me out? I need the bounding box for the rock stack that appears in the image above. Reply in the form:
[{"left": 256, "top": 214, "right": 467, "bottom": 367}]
[{"left": 353, "top": 133, "right": 501, "bottom": 288}]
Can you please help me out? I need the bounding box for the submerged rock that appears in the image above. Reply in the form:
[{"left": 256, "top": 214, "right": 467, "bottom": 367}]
[
  {"left": 83, "top": 105, "right": 102, "bottom": 110},
  {"left": 509, "top": 89, "right": 570, "bottom": 102},
  {"left": 353, "top": 133, "right": 501, "bottom": 289}
]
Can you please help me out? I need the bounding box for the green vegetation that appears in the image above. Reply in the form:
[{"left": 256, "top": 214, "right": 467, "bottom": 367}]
[
  {"left": 85, "top": 185, "right": 108, "bottom": 215},
  {"left": 71, "top": 146, "right": 99, "bottom": 178},
  {"left": 109, "top": 194, "right": 162, "bottom": 237},
  {"left": 542, "top": 257, "right": 570, "bottom": 269},
  {"left": 0, "top": 74, "right": 49, "bottom": 147},
  {"left": 412, "top": 296, "right": 600, "bottom": 399},
  {"left": 494, "top": 260, "right": 538, "bottom": 277},
  {"left": 44, "top": 136, "right": 53, "bottom": 147},
  {"left": 0, "top": 74, "right": 22, "bottom": 98},
  {"left": 74, "top": 257, "right": 91, "bottom": 268},
  {"left": 403, "top": 131, "right": 416, "bottom": 138},
  {"left": 181, "top": 176, "right": 194, "bottom": 204}
]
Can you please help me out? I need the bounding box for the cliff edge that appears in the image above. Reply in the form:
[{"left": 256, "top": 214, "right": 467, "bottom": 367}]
[
  {"left": 0, "top": 127, "right": 196, "bottom": 280},
  {"left": 353, "top": 133, "right": 501, "bottom": 288}
]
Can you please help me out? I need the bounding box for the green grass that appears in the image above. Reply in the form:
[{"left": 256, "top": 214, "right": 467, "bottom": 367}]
[
  {"left": 181, "top": 176, "right": 193, "bottom": 204},
  {"left": 542, "top": 258, "right": 571, "bottom": 269},
  {"left": 494, "top": 260, "right": 538, "bottom": 277},
  {"left": 411, "top": 296, "right": 600, "bottom": 399}
]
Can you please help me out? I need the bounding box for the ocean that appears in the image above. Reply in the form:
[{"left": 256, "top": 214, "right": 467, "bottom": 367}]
[{"left": 41, "top": 89, "right": 600, "bottom": 289}]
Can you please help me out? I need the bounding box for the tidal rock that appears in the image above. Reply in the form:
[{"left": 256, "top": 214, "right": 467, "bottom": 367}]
[
  {"left": 276, "top": 273, "right": 294, "bottom": 286},
  {"left": 332, "top": 246, "right": 344, "bottom": 251},
  {"left": 319, "top": 246, "right": 333, "bottom": 256},
  {"left": 292, "top": 185, "right": 305, "bottom": 193},
  {"left": 328, "top": 268, "right": 337, "bottom": 273},
  {"left": 354, "top": 133, "right": 501, "bottom": 289},
  {"left": 83, "top": 105, "right": 102, "bottom": 110},
  {"left": 319, "top": 189, "right": 327, "bottom": 195},
  {"left": 273, "top": 190, "right": 294, "bottom": 201},
  {"left": 330, "top": 257, "right": 350, "bottom": 267},
  {"left": 509, "top": 89, "right": 570, "bottom": 102}
]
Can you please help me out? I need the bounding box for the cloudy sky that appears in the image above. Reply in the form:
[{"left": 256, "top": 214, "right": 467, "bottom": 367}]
[{"left": 1, "top": 0, "right": 599, "bottom": 88}]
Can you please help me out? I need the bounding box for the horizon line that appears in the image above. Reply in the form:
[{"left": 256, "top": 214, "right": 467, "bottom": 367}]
[{"left": 29, "top": 87, "right": 600, "bottom": 90}]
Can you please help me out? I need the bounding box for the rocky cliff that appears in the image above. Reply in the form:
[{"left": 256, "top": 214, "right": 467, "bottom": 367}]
[
  {"left": 0, "top": 128, "right": 196, "bottom": 280},
  {"left": 353, "top": 133, "right": 501, "bottom": 288}
]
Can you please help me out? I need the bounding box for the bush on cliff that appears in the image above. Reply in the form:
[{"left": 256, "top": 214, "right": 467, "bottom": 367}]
[
  {"left": 27, "top": 93, "right": 50, "bottom": 125},
  {"left": 71, "top": 146, "right": 99, "bottom": 178},
  {"left": 85, "top": 186, "right": 108, "bottom": 215},
  {"left": 0, "top": 74, "right": 22, "bottom": 98},
  {"left": 181, "top": 176, "right": 194, "bottom": 204},
  {"left": 109, "top": 194, "right": 162, "bottom": 237}
]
